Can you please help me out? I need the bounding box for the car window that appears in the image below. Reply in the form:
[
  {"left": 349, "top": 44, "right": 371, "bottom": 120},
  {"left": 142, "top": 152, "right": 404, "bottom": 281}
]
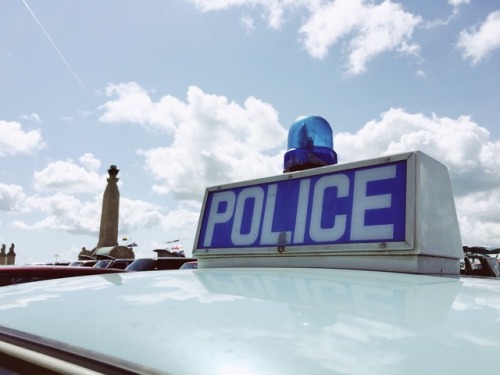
[
  {"left": 125, "top": 259, "right": 155, "bottom": 271},
  {"left": 110, "top": 261, "right": 131, "bottom": 270},
  {"left": 155, "top": 258, "right": 195, "bottom": 270},
  {"left": 461, "top": 255, "right": 500, "bottom": 278},
  {"left": 93, "top": 260, "right": 112, "bottom": 268}
]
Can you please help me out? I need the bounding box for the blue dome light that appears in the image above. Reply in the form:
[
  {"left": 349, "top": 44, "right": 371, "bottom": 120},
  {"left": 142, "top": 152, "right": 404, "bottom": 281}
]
[{"left": 283, "top": 115, "right": 338, "bottom": 172}]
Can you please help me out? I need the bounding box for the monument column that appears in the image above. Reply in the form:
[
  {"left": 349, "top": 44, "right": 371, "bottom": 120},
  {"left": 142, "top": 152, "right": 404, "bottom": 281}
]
[
  {"left": 6, "top": 243, "right": 16, "bottom": 265},
  {"left": 0, "top": 244, "right": 6, "bottom": 266},
  {"left": 96, "top": 165, "right": 120, "bottom": 248}
]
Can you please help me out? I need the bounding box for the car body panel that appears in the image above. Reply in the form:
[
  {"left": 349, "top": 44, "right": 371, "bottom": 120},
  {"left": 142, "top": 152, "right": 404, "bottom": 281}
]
[
  {"left": 1, "top": 268, "right": 499, "bottom": 374},
  {"left": 0, "top": 266, "right": 125, "bottom": 286}
]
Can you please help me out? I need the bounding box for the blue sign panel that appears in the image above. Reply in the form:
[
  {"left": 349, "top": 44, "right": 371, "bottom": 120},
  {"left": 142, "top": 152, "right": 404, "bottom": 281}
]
[{"left": 197, "top": 161, "right": 407, "bottom": 249}]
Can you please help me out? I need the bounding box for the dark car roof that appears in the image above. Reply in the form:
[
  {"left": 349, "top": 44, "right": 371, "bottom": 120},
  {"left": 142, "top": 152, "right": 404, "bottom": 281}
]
[
  {"left": 125, "top": 257, "right": 196, "bottom": 271},
  {"left": 0, "top": 266, "right": 125, "bottom": 287}
]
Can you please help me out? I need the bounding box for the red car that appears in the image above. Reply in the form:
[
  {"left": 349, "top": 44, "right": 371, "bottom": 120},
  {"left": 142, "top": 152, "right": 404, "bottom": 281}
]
[{"left": 0, "top": 266, "right": 125, "bottom": 287}]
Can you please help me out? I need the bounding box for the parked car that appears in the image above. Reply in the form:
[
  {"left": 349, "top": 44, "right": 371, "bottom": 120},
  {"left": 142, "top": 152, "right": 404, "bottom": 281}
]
[
  {"left": 68, "top": 260, "right": 98, "bottom": 267},
  {"left": 461, "top": 253, "right": 500, "bottom": 278},
  {"left": 125, "top": 257, "right": 196, "bottom": 271},
  {"left": 93, "top": 258, "right": 134, "bottom": 270},
  {"left": 106, "top": 258, "right": 135, "bottom": 270},
  {"left": 27, "top": 262, "right": 69, "bottom": 266},
  {"left": 0, "top": 265, "right": 125, "bottom": 287}
]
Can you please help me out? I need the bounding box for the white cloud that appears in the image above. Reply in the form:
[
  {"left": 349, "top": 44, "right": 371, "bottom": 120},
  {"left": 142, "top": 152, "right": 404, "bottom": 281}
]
[
  {"left": 17, "top": 193, "right": 100, "bottom": 234},
  {"left": 336, "top": 108, "right": 500, "bottom": 193},
  {"left": 15, "top": 192, "right": 179, "bottom": 242},
  {"left": 0, "top": 120, "right": 45, "bottom": 157},
  {"left": 186, "top": 0, "right": 421, "bottom": 75},
  {"left": 0, "top": 184, "right": 26, "bottom": 211},
  {"left": 61, "top": 116, "right": 74, "bottom": 123},
  {"left": 299, "top": 0, "right": 365, "bottom": 60},
  {"left": 449, "top": 0, "right": 470, "bottom": 17},
  {"left": 101, "top": 83, "right": 287, "bottom": 201},
  {"left": 448, "top": 0, "right": 470, "bottom": 7},
  {"left": 157, "top": 206, "right": 202, "bottom": 249},
  {"left": 19, "top": 113, "right": 41, "bottom": 122},
  {"left": 299, "top": 0, "right": 422, "bottom": 75},
  {"left": 187, "top": 0, "right": 304, "bottom": 29},
  {"left": 188, "top": 0, "right": 255, "bottom": 11},
  {"left": 115, "top": 199, "right": 202, "bottom": 254},
  {"left": 457, "top": 191, "right": 500, "bottom": 246},
  {"left": 79, "top": 153, "right": 101, "bottom": 171},
  {"left": 33, "top": 153, "right": 105, "bottom": 194},
  {"left": 416, "top": 69, "right": 427, "bottom": 79},
  {"left": 334, "top": 108, "right": 500, "bottom": 246},
  {"left": 419, "top": 1, "right": 470, "bottom": 30},
  {"left": 457, "top": 11, "right": 500, "bottom": 65},
  {"left": 99, "top": 82, "right": 187, "bottom": 133},
  {"left": 241, "top": 15, "right": 255, "bottom": 33},
  {"left": 119, "top": 198, "right": 164, "bottom": 234},
  {"left": 398, "top": 41, "right": 420, "bottom": 57}
]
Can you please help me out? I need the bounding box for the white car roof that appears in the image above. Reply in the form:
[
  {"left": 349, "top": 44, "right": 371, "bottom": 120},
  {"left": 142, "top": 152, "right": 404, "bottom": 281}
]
[
  {"left": 1, "top": 268, "right": 499, "bottom": 374},
  {"left": 2, "top": 150, "right": 495, "bottom": 373}
]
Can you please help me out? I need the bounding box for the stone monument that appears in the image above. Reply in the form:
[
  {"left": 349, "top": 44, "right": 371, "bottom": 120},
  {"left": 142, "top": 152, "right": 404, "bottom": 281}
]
[
  {"left": 0, "top": 244, "right": 6, "bottom": 266},
  {"left": 97, "top": 165, "right": 120, "bottom": 248},
  {"left": 80, "top": 165, "right": 134, "bottom": 260},
  {"left": 6, "top": 243, "right": 16, "bottom": 265}
]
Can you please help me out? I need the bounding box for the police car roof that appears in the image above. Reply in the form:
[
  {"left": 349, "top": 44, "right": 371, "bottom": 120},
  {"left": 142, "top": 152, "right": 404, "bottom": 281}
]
[
  {"left": 0, "top": 268, "right": 499, "bottom": 374},
  {"left": 0, "top": 147, "right": 487, "bottom": 373}
]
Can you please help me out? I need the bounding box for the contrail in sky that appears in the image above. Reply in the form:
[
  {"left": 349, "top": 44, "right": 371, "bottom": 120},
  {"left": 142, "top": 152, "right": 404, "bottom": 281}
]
[{"left": 21, "top": 0, "right": 93, "bottom": 100}]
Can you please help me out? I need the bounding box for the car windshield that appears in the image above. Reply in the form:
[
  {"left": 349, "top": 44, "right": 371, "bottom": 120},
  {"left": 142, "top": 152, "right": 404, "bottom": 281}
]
[
  {"left": 93, "top": 260, "right": 112, "bottom": 268},
  {"left": 110, "top": 260, "right": 132, "bottom": 270},
  {"left": 125, "top": 259, "right": 155, "bottom": 271}
]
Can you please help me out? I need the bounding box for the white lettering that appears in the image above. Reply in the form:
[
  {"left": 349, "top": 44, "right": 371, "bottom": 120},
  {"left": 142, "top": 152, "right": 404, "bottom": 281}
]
[
  {"left": 231, "top": 187, "right": 264, "bottom": 245},
  {"left": 310, "top": 175, "right": 349, "bottom": 242},
  {"left": 293, "top": 179, "right": 310, "bottom": 243},
  {"left": 203, "top": 191, "right": 236, "bottom": 247},
  {"left": 350, "top": 165, "right": 396, "bottom": 240},
  {"left": 261, "top": 184, "right": 291, "bottom": 245},
  {"left": 201, "top": 163, "right": 403, "bottom": 248}
]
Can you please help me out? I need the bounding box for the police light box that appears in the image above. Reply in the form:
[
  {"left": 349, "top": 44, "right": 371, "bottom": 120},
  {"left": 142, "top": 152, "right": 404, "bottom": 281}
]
[{"left": 193, "top": 151, "right": 463, "bottom": 275}]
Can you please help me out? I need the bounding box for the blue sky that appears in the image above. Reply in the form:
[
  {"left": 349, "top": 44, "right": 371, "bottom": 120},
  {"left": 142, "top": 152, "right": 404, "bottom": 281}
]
[{"left": 1, "top": 0, "right": 500, "bottom": 263}]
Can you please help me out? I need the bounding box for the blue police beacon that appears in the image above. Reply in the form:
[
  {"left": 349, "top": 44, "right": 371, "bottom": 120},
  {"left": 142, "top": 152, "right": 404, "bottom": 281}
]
[{"left": 283, "top": 115, "right": 338, "bottom": 172}]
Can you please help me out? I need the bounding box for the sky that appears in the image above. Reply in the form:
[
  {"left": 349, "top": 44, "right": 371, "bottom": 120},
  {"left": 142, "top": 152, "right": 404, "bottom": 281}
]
[{"left": 1, "top": 0, "right": 500, "bottom": 264}]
